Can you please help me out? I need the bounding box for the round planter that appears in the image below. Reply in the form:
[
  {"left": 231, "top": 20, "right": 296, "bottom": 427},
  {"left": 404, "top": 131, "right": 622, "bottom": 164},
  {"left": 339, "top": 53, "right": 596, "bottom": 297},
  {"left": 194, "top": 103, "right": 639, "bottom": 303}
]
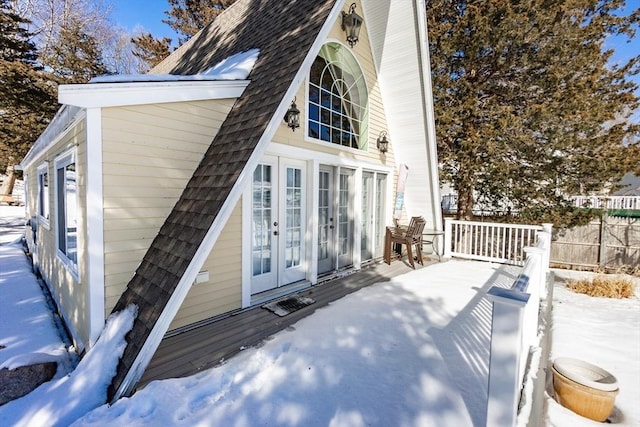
[{"left": 552, "top": 358, "right": 619, "bottom": 422}]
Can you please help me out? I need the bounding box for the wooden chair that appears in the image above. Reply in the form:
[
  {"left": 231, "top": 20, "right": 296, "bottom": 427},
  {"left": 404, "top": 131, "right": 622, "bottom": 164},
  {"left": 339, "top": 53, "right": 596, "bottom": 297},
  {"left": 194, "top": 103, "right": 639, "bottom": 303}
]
[{"left": 384, "top": 216, "right": 426, "bottom": 268}]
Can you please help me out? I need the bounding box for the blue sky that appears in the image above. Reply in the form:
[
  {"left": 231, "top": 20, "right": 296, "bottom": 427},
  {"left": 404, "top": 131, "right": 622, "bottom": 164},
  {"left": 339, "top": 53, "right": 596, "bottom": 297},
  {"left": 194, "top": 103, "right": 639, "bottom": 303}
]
[
  {"left": 111, "top": 0, "right": 179, "bottom": 42},
  {"left": 111, "top": 0, "right": 638, "bottom": 95},
  {"left": 111, "top": 1, "right": 638, "bottom": 53}
]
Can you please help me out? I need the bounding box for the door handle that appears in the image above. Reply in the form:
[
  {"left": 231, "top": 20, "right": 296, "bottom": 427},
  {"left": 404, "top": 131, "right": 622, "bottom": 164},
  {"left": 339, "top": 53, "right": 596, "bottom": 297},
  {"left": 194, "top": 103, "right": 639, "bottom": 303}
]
[
  {"left": 274, "top": 231, "right": 279, "bottom": 235},
  {"left": 329, "top": 225, "right": 334, "bottom": 229},
  {"left": 274, "top": 221, "right": 278, "bottom": 226}
]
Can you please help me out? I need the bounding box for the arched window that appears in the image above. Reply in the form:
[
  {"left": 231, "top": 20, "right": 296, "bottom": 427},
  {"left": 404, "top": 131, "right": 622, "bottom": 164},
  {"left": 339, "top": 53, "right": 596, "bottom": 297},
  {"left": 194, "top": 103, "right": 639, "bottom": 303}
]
[{"left": 308, "top": 42, "right": 368, "bottom": 149}]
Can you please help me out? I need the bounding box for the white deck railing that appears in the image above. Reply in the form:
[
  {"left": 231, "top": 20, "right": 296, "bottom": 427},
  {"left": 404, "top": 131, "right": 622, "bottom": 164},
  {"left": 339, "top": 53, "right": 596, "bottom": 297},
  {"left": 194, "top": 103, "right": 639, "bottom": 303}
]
[
  {"left": 443, "top": 219, "right": 543, "bottom": 265},
  {"left": 570, "top": 195, "right": 640, "bottom": 210},
  {"left": 485, "top": 224, "right": 552, "bottom": 426}
]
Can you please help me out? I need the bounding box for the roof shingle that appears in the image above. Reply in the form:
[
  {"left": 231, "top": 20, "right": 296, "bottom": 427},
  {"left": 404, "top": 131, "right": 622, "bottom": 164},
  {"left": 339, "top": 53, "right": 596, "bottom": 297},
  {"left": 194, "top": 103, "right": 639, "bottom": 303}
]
[{"left": 107, "top": 0, "right": 337, "bottom": 400}]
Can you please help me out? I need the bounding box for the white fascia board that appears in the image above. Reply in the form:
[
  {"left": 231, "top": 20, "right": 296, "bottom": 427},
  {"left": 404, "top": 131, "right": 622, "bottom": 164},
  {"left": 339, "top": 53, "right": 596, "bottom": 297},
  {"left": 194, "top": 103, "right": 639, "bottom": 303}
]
[
  {"left": 59, "top": 80, "right": 250, "bottom": 108},
  {"left": 112, "top": 0, "right": 347, "bottom": 401}
]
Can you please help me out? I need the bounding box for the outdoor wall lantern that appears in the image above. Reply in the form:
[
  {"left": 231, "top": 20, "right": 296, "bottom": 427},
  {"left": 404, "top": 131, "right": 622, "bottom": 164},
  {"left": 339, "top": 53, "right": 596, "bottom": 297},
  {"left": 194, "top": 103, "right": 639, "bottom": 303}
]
[
  {"left": 341, "top": 3, "right": 363, "bottom": 48},
  {"left": 377, "top": 130, "right": 389, "bottom": 153},
  {"left": 284, "top": 98, "right": 300, "bottom": 131}
]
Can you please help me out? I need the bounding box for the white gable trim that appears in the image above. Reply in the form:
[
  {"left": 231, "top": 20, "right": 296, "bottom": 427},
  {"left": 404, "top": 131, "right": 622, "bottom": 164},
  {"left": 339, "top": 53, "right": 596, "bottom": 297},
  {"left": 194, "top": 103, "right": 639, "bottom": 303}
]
[
  {"left": 59, "top": 80, "right": 249, "bottom": 108},
  {"left": 364, "top": 0, "right": 443, "bottom": 230},
  {"left": 112, "top": 0, "right": 348, "bottom": 401},
  {"left": 414, "top": 0, "right": 443, "bottom": 230}
]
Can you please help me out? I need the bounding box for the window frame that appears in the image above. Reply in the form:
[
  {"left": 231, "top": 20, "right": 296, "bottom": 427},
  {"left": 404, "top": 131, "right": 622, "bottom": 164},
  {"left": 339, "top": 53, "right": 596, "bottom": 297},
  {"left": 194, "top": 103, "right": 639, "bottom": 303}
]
[
  {"left": 306, "top": 41, "right": 369, "bottom": 151},
  {"left": 54, "top": 148, "right": 79, "bottom": 275},
  {"left": 37, "top": 163, "right": 50, "bottom": 228}
]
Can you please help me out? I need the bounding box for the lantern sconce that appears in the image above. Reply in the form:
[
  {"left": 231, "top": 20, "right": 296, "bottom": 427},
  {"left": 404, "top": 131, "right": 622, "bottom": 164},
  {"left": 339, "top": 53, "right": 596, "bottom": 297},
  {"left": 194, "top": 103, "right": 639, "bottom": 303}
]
[
  {"left": 341, "top": 3, "right": 363, "bottom": 48},
  {"left": 377, "top": 130, "right": 389, "bottom": 153},
  {"left": 284, "top": 98, "right": 300, "bottom": 131}
]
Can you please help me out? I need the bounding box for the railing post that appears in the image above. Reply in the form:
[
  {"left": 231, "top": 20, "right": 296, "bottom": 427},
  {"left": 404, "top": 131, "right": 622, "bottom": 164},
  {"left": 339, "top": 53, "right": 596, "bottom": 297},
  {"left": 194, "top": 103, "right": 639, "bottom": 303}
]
[
  {"left": 486, "top": 287, "right": 530, "bottom": 427},
  {"left": 443, "top": 218, "right": 453, "bottom": 258}
]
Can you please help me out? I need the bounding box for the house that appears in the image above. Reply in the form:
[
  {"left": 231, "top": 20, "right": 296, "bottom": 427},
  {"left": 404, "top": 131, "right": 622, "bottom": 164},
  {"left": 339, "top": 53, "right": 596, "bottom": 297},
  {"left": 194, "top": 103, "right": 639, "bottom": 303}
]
[
  {"left": 615, "top": 173, "right": 640, "bottom": 196},
  {"left": 19, "top": 0, "right": 441, "bottom": 400}
]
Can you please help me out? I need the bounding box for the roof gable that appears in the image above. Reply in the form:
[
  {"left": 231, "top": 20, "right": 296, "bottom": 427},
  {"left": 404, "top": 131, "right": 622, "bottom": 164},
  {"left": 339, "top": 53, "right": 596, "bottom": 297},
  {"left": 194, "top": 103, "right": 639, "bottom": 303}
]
[{"left": 107, "top": 0, "right": 339, "bottom": 400}]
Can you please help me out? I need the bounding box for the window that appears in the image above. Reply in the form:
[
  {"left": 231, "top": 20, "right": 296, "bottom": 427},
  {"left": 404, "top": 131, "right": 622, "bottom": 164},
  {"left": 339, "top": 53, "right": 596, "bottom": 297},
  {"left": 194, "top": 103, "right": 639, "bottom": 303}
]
[
  {"left": 37, "top": 164, "right": 50, "bottom": 225},
  {"left": 55, "top": 150, "right": 78, "bottom": 268},
  {"left": 308, "top": 42, "right": 368, "bottom": 149}
]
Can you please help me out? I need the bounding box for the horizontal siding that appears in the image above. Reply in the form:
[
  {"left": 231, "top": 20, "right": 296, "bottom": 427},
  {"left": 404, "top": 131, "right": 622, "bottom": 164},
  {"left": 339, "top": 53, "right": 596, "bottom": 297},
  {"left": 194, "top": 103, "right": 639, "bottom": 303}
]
[
  {"left": 23, "top": 118, "right": 91, "bottom": 349},
  {"left": 169, "top": 200, "right": 243, "bottom": 330},
  {"left": 102, "top": 99, "right": 235, "bottom": 316}
]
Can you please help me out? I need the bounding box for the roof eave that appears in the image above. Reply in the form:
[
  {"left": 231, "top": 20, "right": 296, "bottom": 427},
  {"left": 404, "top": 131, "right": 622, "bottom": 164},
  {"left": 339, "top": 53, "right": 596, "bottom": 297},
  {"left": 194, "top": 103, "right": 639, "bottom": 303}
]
[
  {"left": 20, "top": 105, "right": 84, "bottom": 169},
  {"left": 59, "top": 80, "right": 250, "bottom": 108}
]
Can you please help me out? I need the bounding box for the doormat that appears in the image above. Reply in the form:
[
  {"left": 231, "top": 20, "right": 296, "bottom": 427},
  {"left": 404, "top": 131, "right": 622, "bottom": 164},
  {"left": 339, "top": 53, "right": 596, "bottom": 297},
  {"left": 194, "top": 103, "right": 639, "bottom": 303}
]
[{"left": 262, "top": 295, "right": 315, "bottom": 317}]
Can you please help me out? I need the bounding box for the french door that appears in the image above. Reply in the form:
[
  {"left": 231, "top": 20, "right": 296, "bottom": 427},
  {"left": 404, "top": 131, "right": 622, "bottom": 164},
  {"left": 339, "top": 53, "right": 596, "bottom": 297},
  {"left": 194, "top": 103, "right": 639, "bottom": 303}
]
[
  {"left": 317, "top": 167, "right": 334, "bottom": 274},
  {"left": 317, "top": 166, "right": 355, "bottom": 275},
  {"left": 251, "top": 157, "right": 306, "bottom": 294},
  {"left": 361, "top": 171, "right": 387, "bottom": 261},
  {"left": 337, "top": 169, "right": 355, "bottom": 268}
]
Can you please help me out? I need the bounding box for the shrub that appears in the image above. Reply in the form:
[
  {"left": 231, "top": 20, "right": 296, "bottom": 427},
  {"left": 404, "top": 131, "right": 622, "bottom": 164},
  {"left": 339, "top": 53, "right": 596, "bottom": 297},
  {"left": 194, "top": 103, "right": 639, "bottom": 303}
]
[{"left": 567, "top": 275, "right": 637, "bottom": 299}]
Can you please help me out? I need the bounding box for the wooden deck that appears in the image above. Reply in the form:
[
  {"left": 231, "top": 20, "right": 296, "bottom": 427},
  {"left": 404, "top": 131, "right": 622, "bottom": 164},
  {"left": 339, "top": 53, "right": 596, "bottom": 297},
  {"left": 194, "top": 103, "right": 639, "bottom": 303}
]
[{"left": 138, "top": 258, "right": 436, "bottom": 389}]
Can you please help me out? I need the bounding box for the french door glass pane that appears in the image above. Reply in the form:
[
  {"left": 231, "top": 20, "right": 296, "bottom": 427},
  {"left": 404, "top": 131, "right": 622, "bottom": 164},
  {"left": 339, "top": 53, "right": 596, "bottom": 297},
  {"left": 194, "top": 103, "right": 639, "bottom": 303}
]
[
  {"left": 252, "top": 164, "right": 272, "bottom": 276},
  {"left": 361, "top": 172, "right": 374, "bottom": 260},
  {"left": 375, "top": 174, "right": 387, "bottom": 256},
  {"left": 338, "top": 173, "right": 350, "bottom": 256},
  {"left": 318, "top": 171, "right": 331, "bottom": 261},
  {"left": 285, "top": 167, "right": 302, "bottom": 269}
]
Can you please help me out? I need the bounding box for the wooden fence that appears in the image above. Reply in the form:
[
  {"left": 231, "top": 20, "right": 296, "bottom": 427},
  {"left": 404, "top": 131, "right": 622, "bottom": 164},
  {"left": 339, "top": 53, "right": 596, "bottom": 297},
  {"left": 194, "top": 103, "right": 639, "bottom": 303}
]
[{"left": 550, "top": 215, "right": 639, "bottom": 271}]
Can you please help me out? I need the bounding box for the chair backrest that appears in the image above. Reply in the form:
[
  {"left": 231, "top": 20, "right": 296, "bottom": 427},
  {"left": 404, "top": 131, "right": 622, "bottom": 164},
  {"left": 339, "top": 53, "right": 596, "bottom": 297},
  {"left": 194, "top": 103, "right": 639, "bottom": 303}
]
[
  {"left": 413, "top": 218, "right": 426, "bottom": 241},
  {"left": 406, "top": 216, "right": 426, "bottom": 241}
]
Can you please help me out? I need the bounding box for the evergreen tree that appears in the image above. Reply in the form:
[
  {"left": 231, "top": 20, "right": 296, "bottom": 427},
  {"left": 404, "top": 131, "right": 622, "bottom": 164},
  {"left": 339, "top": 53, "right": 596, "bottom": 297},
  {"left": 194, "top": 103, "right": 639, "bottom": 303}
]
[
  {"left": 131, "top": 0, "right": 237, "bottom": 70},
  {"left": 163, "top": 0, "right": 236, "bottom": 44},
  {"left": 131, "top": 33, "right": 172, "bottom": 71},
  {"left": 47, "top": 17, "right": 110, "bottom": 83},
  {"left": 0, "top": 0, "right": 56, "bottom": 188},
  {"left": 427, "top": 0, "right": 640, "bottom": 224}
]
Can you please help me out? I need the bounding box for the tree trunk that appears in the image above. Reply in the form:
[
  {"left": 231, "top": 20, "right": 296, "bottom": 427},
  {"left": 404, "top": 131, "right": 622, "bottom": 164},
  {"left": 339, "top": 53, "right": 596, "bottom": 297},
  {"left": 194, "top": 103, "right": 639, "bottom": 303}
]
[
  {"left": 456, "top": 184, "right": 474, "bottom": 221},
  {"left": 0, "top": 164, "right": 17, "bottom": 197}
]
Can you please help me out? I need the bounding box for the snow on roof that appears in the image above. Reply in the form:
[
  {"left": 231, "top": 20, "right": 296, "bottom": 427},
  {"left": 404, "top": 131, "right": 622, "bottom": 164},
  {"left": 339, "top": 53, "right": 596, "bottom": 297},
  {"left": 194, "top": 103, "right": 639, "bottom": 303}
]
[{"left": 90, "top": 49, "right": 260, "bottom": 84}]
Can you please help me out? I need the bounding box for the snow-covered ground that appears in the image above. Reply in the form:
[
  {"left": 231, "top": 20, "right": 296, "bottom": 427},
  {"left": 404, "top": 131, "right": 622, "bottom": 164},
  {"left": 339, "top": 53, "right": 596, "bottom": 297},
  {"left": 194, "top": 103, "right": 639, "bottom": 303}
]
[
  {"left": 545, "top": 269, "right": 640, "bottom": 426},
  {"left": 1, "top": 205, "right": 638, "bottom": 426}
]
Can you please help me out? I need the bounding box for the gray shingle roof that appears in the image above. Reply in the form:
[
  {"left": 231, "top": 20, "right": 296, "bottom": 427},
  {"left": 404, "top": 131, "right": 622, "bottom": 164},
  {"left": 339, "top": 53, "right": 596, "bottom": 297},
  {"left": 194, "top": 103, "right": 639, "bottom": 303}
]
[{"left": 108, "top": 0, "right": 337, "bottom": 400}]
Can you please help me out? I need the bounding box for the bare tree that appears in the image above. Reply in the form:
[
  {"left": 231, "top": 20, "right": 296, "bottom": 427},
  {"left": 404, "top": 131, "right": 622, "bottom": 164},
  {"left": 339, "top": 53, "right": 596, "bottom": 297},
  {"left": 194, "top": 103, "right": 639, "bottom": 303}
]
[{"left": 13, "top": 0, "right": 114, "bottom": 69}]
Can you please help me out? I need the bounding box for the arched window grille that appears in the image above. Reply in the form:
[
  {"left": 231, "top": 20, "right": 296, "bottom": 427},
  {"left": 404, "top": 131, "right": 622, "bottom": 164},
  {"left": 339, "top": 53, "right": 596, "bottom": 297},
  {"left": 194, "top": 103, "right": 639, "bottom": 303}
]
[{"left": 308, "top": 42, "right": 368, "bottom": 149}]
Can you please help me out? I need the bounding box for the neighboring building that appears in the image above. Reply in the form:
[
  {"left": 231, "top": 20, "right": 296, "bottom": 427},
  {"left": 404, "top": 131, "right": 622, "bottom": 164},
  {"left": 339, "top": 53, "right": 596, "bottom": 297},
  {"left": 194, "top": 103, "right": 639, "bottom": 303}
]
[
  {"left": 20, "top": 0, "right": 441, "bottom": 398},
  {"left": 614, "top": 173, "right": 640, "bottom": 196}
]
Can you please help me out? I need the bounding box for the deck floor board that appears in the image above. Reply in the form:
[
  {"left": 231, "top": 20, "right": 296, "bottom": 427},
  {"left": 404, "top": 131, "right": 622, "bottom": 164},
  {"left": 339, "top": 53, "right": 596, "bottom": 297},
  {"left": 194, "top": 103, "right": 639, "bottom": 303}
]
[{"left": 138, "top": 258, "right": 433, "bottom": 389}]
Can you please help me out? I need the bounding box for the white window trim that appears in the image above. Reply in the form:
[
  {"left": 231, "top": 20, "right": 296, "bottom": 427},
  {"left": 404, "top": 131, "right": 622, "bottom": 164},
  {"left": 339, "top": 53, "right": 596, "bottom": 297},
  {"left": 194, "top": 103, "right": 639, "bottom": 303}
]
[
  {"left": 305, "top": 39, "right": 370, "bottom": 152},
  {"left": 37, "top": 162, "right": 50, "bottom": 229},
  {"left": 54, "top": 148, "right": 79, "bottom": 278}
]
